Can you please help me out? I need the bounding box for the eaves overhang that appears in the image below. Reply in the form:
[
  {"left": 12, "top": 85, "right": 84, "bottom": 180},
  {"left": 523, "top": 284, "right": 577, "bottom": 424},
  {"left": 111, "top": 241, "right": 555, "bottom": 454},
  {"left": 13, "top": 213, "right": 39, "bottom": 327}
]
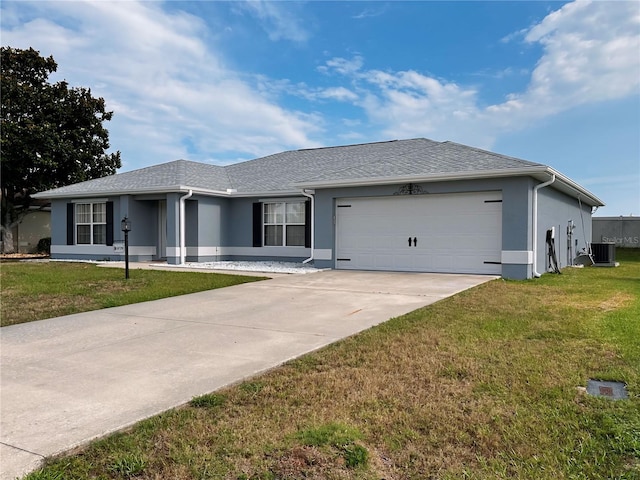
[
  {"left": 543, "top": 167, "right": 605, "bottom": 207},
  {"left": 225, "top": 189, "right": 304, "bottom": 198},
  {"left": 33, "top": 185, "right": 232, "bottom": 199},
  {"left": 295, "top": 166, "right": 605, "bottom": 207},
  {"left": 32, "top": 168, "right": 604, "bottom": 207},
  {"left": 32, "top": 185, "right": 305, "bottom": 200}
]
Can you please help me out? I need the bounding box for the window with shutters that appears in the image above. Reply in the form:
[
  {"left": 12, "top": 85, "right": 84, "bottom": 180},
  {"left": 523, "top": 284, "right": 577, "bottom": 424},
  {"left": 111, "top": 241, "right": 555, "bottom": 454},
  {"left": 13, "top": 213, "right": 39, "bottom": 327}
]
[
  {"left": 263, "top": 201, "right": 305, "bottom": 246},
  {"left": 75, "top": 203, "right": 107, "bottom": 244}
]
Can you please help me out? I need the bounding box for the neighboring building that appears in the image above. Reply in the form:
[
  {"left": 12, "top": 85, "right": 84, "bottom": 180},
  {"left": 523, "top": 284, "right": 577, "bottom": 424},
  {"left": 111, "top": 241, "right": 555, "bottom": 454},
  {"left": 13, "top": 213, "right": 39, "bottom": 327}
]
[
  {"left": 593, "top": 217, "right": 640, "bottom": 248},
  {"left": 1, "top": 206, "right": 51, "bottom": 254},
  {"left": 33, "top": 138, "right": 603, "bottom": 279}
]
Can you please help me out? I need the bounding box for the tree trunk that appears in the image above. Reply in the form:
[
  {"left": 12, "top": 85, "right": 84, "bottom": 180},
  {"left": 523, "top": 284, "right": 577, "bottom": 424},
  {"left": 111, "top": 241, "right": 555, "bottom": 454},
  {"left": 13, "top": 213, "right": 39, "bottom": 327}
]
[
  {"left": 2, "top": 210, "right": 17, "bottom": 253},
  {"left": 1, "top": 228, "right": 16, "bottom": 254}
]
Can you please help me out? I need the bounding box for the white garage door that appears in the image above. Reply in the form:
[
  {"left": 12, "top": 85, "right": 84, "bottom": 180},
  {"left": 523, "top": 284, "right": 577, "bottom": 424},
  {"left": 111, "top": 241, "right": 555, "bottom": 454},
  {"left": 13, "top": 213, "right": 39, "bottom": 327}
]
[{"left": 336, "top": 191, "right": 502, "bottom": 274}]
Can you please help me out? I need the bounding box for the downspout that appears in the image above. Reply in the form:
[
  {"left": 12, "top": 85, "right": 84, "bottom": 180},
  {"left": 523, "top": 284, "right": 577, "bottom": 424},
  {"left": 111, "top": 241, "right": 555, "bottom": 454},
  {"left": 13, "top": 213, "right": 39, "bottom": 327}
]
[
  {"left": 301, "top": 189, "right": 315, "bottom": 264},
  {"left": 532, "top": 174, "right": 556, "bottom": 278},
  {"left": 179, "top": 189, "right": 193, "bottom": 265}
]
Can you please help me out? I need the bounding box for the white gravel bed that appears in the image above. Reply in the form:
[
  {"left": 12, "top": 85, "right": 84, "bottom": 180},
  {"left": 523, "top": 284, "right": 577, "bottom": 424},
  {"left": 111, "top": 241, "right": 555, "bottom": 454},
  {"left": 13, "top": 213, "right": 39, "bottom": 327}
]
[{"left": 162, "top": 260, "right": 320, "bottom": 274}]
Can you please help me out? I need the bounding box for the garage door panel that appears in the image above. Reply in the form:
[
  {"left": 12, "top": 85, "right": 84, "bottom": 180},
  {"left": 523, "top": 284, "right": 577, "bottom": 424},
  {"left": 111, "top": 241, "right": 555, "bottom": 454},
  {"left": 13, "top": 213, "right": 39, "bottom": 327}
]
[
  {"left": 455, "top": 256, "right": 499, "bottom": 274},
  {"left": 336, "top": 192, "right": 502, "bottom": 275},
  {"left": 394, "top": 254, "right": 420, "bottom": 269}
]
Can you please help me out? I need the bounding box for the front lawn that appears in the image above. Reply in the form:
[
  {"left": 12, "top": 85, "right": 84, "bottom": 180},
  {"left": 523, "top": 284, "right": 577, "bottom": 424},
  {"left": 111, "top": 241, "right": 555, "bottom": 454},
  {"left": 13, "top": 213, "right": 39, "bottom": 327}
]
[
  {"left": 22, "top": 250, "right": 640, "bottom": 479},
  {"left": 0, "top": 262, "right": 265, "bottom": 326}
]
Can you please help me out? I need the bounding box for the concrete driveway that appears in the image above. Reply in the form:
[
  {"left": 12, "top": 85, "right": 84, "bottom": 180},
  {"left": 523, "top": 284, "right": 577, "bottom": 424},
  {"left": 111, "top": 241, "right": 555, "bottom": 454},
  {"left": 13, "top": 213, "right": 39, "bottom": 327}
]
[{"left": 0, "top": 270, "right": 495, "bottom": 479}]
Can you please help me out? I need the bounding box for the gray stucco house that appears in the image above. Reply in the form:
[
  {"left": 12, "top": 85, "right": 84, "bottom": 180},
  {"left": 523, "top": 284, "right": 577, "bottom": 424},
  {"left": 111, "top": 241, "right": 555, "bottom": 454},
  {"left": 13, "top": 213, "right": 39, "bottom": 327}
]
[{"left": 34, "top": 138, "right": 603, "bottom": 279}]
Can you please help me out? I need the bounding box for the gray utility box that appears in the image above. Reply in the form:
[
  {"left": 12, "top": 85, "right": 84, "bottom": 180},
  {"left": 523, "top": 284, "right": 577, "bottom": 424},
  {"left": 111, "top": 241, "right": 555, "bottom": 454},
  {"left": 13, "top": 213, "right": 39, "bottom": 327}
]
[{"left": 591, "top": 242, "right": 616, "bottom": 266}]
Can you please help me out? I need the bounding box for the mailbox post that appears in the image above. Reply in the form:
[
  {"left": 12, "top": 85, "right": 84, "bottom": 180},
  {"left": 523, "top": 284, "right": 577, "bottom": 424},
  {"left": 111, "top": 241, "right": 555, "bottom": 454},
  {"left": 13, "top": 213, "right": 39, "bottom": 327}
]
[{"left": 121, "top": 216, "right": 131, "bottom": 279}]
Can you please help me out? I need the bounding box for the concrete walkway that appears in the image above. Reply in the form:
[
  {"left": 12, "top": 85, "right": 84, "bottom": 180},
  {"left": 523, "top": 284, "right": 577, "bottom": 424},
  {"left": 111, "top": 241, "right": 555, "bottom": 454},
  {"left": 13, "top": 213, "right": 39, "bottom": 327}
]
[{"left": 0, "top": 270, "right": 496, "bottom": 479}]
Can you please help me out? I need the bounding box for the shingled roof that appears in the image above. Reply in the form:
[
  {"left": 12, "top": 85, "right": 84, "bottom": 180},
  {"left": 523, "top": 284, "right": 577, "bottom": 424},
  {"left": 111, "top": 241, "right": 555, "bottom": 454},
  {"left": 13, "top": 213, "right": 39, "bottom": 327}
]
[{"left": 34, "top": 138, "right": 602, "bottom": 205}]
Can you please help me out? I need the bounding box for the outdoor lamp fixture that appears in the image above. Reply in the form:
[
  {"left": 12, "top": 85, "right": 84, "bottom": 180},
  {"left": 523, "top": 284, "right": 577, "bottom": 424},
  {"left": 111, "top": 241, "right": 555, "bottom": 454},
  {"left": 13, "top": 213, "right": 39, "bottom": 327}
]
[{"left": 121, "top": 216, "right": 131, "bottom": 279}]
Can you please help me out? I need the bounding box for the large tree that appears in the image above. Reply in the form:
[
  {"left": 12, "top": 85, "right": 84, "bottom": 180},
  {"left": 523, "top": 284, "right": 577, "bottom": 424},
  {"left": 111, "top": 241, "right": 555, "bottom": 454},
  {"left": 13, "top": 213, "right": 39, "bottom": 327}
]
[{"left": 1, "top": 46, "right": 121, "bottom": 252}]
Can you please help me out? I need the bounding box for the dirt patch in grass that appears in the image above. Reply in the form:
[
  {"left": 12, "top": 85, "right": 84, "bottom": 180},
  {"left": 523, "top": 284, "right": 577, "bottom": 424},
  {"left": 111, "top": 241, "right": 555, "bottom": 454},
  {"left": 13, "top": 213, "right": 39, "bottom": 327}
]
[
  {"left": 596, "top": 291, "right": 635, "bottom": 311},
  {"left": 0, "top": 253, "right": 49, "bottom": 261}
]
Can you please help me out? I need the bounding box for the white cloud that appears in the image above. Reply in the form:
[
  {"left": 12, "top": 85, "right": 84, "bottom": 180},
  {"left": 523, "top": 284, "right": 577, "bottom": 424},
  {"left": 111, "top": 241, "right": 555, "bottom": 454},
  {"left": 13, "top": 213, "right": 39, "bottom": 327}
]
[
  {"left": 317, "top": 87, "right": 358, "bottom": 102},
  {"left": 360, "top": 69, "right": 485, "bottom": 142},
  {"left": 315, "top": 57, "right": 492, "bottom": 146},
  {"left": 236, "top": 0, "right": 309, "bottom": 43},
  {"left": 294, "top": 85, "right": 358, "bottom": 102},
  {"left": 490, "top": 0, "right": 640, "bottom": 122},
  {"left": 1, "top": 0, "right": 637, "bottom": 178},
  {"left": 315, "top": 1, "right": 640, "bottom": 147},
  {"left": 1, "top": 0, "right": 319, "bottom": 166},
  {"left": 470, "top": 67, "right": 529, "bottom": 79},
  {"left": 352, "top": 6, "right": 387, "bottom": 20},
  {"left": 318, "top": 56, "right": 364, "bottom": 76}
]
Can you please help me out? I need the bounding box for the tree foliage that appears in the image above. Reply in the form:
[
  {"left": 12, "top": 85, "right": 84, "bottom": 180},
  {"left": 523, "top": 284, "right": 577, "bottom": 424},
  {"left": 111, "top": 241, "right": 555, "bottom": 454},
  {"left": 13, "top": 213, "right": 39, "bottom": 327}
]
[{"left": 1, "top": 46, "right": 121, "bottom": 251}]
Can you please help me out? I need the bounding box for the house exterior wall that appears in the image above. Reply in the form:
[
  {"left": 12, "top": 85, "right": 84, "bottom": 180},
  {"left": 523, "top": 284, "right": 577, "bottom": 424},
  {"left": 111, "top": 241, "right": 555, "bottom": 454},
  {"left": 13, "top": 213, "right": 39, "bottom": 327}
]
[
  {"left": 51, "top": 197, "right": 123, "bottom": 261},
  {"left": 46, "top": 176, "right": 594, "bottom": 280},
  {"left": 311, "top": 177, "right": 534, "bottom": 279},
  {"left": 165, "top": 193, "right": 180, "bottom": 263},
  {"left": 121, "top": 195, "right": 158, "bottom": 260},
  {"left": 536, "top": 186, "right": 593, "bottom": 273},
  {"left": 223, "top": 196, "right": 311, "bottom": 262},
  {"left": 185, "top": 200, "right": 198, "bottom": 261},
  {"left": 183, "top": 195, "right": 229, "bottom": 262},
  {"left": 50, "top": 199, "right": 69, "bottom": 250},
  {"left": 51, "top": 194, "right": 249, "bottom": 264},
  {"left": 50, "top": 196, "right": 160, "bottom": 261}
]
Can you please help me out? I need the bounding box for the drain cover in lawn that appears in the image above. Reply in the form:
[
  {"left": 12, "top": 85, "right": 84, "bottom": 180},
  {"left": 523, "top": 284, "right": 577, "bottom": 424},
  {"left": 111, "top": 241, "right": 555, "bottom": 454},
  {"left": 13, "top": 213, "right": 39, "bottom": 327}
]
[{"left": 586, "top": 380, "right": 628, "bottom": 400}]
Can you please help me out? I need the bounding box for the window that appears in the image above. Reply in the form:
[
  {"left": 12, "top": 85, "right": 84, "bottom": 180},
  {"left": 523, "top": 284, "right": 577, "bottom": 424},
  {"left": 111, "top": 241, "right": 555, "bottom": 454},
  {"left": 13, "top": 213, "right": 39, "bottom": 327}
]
[
  {"left": 263, "top": 201, "right": 305, "bottom": 246},
  {"left": 76, "top": 202, "right": 106, "bottom": 244}
]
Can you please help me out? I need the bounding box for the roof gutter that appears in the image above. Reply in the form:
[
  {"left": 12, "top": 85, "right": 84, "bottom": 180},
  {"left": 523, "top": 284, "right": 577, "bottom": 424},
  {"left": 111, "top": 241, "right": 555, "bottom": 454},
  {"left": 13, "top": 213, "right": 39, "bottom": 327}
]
[
  {"left": 532, "top": 174, "right": 555, "bottom": 278},
  {"left": 300, "top": 189, "right": 315, "bottom": 264},
  {"left": 179, "top": 189, "right": 193, "bottom": 265},
  {"left": 295, "top": 167, "right": 549, "bottom": 189},
  {"left": 294, "top": 166, "right": 604, "bottom": 207},
  {"left": 32, "top": 185, "right": 232, "bottom": 200}
]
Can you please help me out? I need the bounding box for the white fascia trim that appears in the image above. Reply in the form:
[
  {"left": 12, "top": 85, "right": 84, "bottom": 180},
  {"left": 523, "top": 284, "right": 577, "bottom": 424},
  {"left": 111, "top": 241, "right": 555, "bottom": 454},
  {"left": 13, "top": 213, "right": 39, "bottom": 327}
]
[
  {"left": 593, "top": 216, "right": 640, "bottom": 221},
  {"left": 175, "top": 185, "right": 231, "bottom": 196},
  {"left": 34, "top": 187, "right": 303, "bottom": 200},
  {"left": 52, "top": 245, "right": 156, "bottom": 255},
  {"left": 296, "top": 166, "right": 604, "bottom": 207},
  {"left": 543, "top": 168, "right": 605, "bottom": 207},
  {"left": 501, "top": 250, "right": 533, "bottom": 265},
  {"left": 259, "top": 196, "right": 307, "bottom": 203},
  {"left": 229, "top": 190, "right": 302, "bottom": 198},
  {"left": 70, "top": 198, "right": 109, "bottom": 203},
  {"left": 295, "top": 167, "right": 549, "bottom": 188},
  {"left": 34, "top": 185, "right": 232, "bottom": 200}
]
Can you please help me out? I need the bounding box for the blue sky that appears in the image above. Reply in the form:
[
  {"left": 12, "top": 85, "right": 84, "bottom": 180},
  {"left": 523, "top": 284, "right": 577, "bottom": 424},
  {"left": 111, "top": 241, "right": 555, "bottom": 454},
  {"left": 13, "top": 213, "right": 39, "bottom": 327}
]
[{"left": 2, "top": 0, "right": 639, "bottom": 215}]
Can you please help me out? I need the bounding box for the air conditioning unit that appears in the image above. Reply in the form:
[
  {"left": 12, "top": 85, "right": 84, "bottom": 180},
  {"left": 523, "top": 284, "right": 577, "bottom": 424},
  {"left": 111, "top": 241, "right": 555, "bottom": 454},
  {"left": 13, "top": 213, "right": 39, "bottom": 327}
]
[{"left": 591, "top": 242, "right": 616, "bottom": 267}]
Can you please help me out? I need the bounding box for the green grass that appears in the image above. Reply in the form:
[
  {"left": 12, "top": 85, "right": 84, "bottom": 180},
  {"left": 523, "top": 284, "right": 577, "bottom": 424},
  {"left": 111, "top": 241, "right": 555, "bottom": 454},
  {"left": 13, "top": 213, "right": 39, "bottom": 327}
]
[
  {"left": 21, "top": 250, "right": 640, "bottom": 479},
  {"left": 0, "top": 262, "right": 266, "bottom": 326}
]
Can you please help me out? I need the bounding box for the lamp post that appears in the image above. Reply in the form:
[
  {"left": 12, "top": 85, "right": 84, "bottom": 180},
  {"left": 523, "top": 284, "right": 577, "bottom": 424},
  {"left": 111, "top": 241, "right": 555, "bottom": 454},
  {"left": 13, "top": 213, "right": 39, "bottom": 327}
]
[{"left": 121, "top": 216, "right": 131, "bottom": 279}]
